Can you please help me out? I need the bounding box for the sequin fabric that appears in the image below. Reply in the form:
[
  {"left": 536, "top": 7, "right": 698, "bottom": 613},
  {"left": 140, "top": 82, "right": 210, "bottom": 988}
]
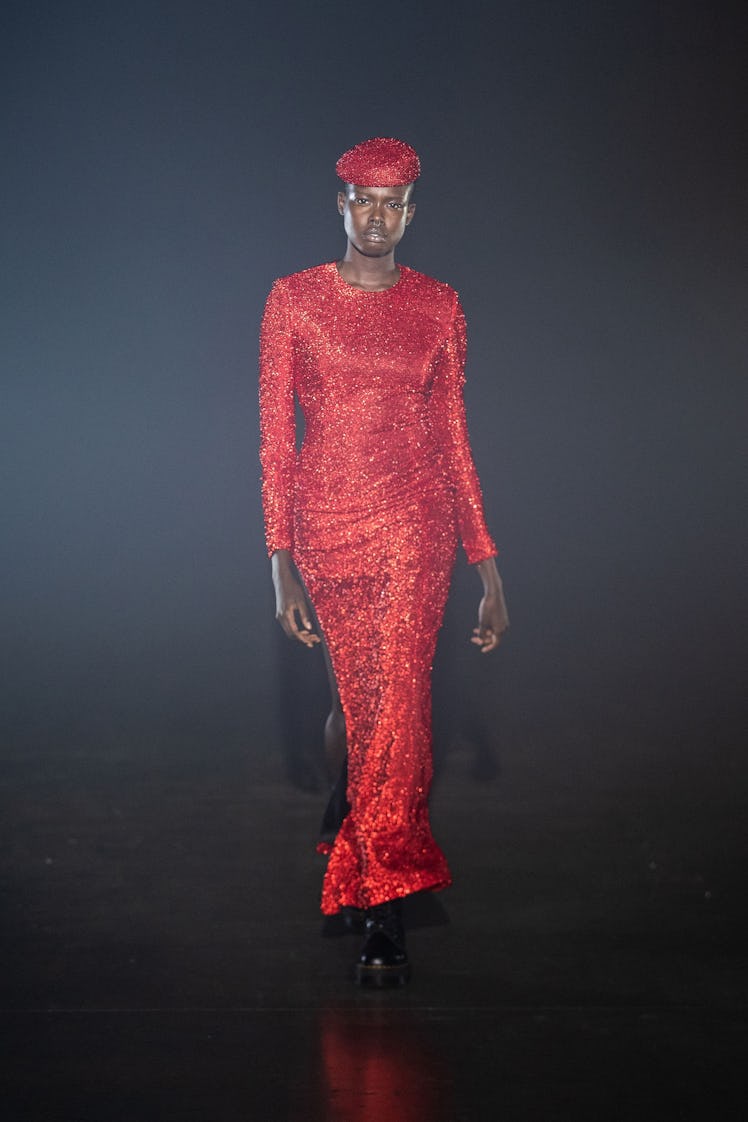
[
  {"left": 259, "top": 262, "right": 497, "bottom": 915},
  {"left": 335, "top": 136, "right": 420, "bottom": 186}
]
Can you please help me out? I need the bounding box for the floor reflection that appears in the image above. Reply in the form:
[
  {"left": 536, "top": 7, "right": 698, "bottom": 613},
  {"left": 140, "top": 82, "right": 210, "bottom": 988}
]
[{"left": 308, "top": 1004, "right": 456, "bottom": 1122}]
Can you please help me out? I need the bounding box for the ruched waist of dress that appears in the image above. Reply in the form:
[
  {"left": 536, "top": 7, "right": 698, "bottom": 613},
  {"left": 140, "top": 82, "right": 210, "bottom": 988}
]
[{"left": 293, "top": 454, "right": 451, "bottom": 518}]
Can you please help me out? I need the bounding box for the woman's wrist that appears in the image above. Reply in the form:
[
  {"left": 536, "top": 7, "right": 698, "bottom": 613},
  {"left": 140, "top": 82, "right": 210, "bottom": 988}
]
[
  {"left": 271, "top": 549, "right": 294, "bottom": 582},
  {"left": 474, "top": 555, "right": 503, "bottom": 593}
]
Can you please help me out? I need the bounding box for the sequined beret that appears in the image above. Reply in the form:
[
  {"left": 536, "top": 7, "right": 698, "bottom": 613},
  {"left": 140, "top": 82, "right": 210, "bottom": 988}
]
[{"left": 335, "top": 137, "right": 421, "bottom": 186}]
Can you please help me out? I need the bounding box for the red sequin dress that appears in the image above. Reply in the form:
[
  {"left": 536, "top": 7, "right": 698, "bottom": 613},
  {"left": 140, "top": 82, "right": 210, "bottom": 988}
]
[{"left": 259, "top": 262, "right": 497, "bottom": 915}]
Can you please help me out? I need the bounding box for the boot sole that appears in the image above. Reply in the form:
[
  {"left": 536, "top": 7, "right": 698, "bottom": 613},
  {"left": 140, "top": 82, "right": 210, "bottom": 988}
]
[{"left": 355, "top": 962, "right": 411, "bottom": 987}]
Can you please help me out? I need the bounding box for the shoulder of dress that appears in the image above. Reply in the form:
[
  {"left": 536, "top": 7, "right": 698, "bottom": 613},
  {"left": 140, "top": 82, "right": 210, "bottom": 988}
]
[
  {"left": 270, "top": 263, "right": 332, "bottom": 294},
  {"left": 400, "top": 267, "right": 459, "bottom": 306},
  {"left": 265, "top": 265, "right": 336, "bottom": 317}
]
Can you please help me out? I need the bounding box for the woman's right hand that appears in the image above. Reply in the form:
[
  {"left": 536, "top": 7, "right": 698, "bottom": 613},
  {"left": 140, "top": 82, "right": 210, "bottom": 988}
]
[{"left": 271, "top": 550, "right": 320, "bottom": 647}]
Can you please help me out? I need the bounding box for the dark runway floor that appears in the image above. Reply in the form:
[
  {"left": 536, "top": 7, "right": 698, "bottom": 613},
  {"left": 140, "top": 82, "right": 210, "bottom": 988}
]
[{"left": 2, "top": 735, "right": 747, "bottom": 1120}]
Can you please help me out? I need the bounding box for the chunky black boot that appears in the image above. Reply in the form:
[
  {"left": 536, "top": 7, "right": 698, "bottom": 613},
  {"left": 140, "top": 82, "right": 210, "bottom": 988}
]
[{"left": 355, "top": 900, "right": 410, "bottom": 987}]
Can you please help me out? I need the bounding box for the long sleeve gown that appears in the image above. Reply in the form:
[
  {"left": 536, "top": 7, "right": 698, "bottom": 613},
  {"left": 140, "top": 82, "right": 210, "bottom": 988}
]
[{"left": 259, "top": 262, "right": 497, "bottom": 915}]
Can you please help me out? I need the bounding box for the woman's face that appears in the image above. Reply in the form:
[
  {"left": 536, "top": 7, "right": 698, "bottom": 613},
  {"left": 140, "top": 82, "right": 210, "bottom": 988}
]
[{"left": 337, "top": 184, "right": 415, "bottom": 257}]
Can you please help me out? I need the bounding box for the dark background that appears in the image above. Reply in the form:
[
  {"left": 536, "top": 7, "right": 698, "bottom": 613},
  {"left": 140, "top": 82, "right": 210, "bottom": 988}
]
[{"left": 2, "top": 2, "right": 746, "bottom": 813}]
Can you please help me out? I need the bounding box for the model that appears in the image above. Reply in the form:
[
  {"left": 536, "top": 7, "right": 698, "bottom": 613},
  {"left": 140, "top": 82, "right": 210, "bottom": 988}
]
[{"left": 259, "top": 137, "right": 509, "bottom": 985}]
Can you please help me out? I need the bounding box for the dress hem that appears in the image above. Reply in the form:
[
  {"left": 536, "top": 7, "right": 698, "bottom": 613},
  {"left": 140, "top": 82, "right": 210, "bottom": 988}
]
[{"left": 320, "top": 872, "right": 453, "bottom": 917}]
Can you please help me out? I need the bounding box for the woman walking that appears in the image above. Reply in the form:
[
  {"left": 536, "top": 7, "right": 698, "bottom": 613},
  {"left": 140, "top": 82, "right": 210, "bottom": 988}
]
[{"left": 259, "top": 137, "right": 509, "bottom": 985}]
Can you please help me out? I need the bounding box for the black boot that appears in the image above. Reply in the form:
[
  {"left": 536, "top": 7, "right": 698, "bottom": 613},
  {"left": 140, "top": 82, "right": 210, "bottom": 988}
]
[{"left": 355, "top": 899, "right": 410, "bottom": 987}]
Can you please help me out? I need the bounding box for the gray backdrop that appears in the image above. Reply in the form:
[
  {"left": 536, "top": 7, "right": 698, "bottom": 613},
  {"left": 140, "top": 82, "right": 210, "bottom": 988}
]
[{"left": 2, "top": 2, "right": 745, "bottom": 799}]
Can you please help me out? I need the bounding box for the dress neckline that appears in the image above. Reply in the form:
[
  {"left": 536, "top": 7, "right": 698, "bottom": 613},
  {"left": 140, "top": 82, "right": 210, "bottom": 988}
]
[{"left": 330, "top": 261, "right": 407, "bottom": 294}]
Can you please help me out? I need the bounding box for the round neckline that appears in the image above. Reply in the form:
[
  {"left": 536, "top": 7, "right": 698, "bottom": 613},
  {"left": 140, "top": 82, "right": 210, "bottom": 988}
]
[{"left": 330, "top": 261, "right": 407, "bottom": 294}]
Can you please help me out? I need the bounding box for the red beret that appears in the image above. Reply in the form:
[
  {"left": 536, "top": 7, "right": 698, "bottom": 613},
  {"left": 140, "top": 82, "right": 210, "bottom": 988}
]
[{"left": 336, "top": 137, "right": 421, "bottom": 187}]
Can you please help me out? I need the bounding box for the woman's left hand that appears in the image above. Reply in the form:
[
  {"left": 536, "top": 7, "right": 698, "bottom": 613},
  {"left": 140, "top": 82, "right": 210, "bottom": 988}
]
[{"left": 471, "top": 558, "right": 510, "bottom": 654}]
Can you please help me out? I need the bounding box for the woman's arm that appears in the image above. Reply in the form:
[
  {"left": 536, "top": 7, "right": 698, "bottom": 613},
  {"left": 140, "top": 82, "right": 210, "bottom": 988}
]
[
  {"left": 259, "top": 280, "right": 297, "bottom": 557},
  {"left": 428, "top": 294, "right": 498, "bottom": 564},
  {"left": 271, "top": 549, "right": 319, "bottom": 647},
  {"left": 429, "top": 292, "right": 509, "bottom": 652},
  {"left": 260, "top": 281, "right": 319, "bottom": 645}
]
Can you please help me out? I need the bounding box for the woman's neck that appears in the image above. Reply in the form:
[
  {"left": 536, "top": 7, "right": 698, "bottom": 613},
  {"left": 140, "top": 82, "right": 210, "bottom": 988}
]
[{"left": 336, "top": 250, "right": 400, "bottom": 291}]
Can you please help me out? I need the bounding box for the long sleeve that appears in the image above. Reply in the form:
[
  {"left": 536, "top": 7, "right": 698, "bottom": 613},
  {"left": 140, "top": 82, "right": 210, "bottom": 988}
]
[
  {"left": 429, "top": 293, "right": 498, "bottom": 564},
  {"left": 259, "top": 280, "right": 296, "bottom": 556}
]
